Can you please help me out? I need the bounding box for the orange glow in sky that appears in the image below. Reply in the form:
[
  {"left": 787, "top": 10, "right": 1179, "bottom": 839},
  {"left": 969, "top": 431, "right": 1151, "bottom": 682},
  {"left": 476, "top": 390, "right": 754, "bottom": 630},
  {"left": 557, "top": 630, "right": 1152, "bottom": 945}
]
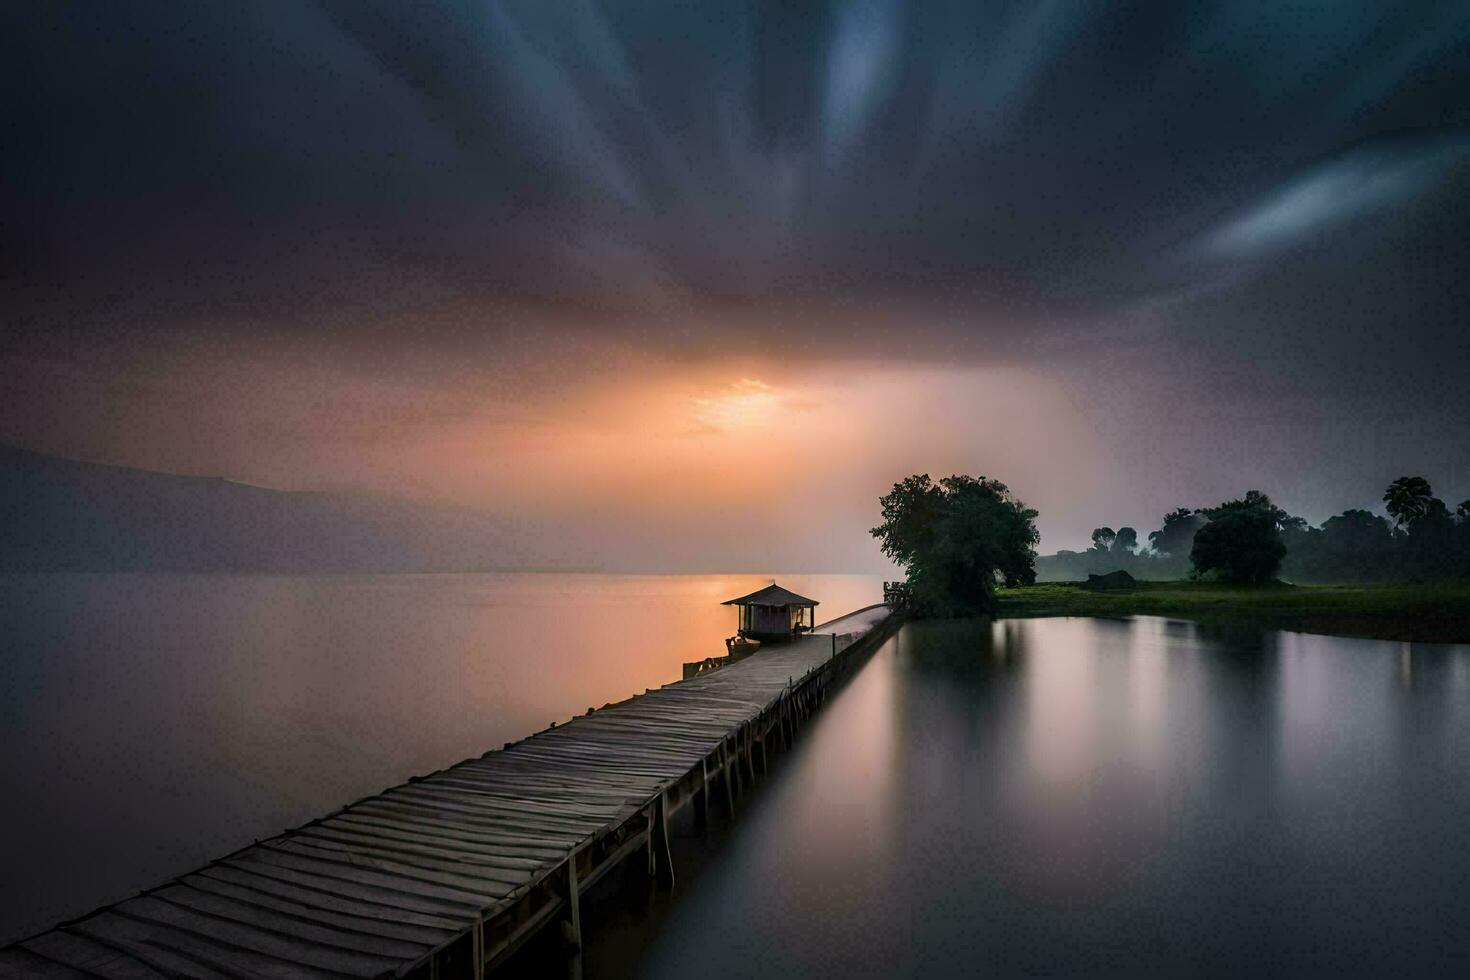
[
  {"left": 691, "top": 378, "right": 786, "bottom": 433},
  {"left": 9, "top": 323, "right": 1122, "bottom": 569},
  {"left": 349, "top": 359, "right": 1120, "bottom": 570}
]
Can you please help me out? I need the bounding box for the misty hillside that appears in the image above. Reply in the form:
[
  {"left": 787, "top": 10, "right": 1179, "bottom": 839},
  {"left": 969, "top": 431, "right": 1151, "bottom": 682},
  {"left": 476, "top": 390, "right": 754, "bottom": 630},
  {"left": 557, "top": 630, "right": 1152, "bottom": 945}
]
[{"left": 0, "top": 446, "right": 582, "bottom": 573}]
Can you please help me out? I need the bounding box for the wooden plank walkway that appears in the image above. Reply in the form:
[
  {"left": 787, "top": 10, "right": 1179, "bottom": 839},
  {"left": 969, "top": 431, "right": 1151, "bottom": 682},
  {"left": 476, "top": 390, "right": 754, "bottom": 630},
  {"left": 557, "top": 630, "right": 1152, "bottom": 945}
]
[{"left": 2, "top": 606, "right": 895, "bottom": 979}]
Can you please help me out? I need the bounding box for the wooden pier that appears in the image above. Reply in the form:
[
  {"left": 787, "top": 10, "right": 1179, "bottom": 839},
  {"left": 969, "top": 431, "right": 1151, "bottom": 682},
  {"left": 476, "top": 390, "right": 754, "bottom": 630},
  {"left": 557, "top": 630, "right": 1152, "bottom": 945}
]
[{"left": 1, "top": 605, "right": 895, "bottom": 979}]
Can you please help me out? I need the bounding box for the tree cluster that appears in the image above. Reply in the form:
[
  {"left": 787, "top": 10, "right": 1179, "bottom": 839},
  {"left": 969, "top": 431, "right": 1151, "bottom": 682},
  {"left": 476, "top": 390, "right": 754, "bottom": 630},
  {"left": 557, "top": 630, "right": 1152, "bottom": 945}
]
[
  {"left": 872, "top": 474, "right": 1039, "bottom": 617},
  {"left": 1282, "top": 477, "right": 1470, "bottom": 582},
  {"left": 1037, "top": 477, "right": 1470, "bottom": 585}
]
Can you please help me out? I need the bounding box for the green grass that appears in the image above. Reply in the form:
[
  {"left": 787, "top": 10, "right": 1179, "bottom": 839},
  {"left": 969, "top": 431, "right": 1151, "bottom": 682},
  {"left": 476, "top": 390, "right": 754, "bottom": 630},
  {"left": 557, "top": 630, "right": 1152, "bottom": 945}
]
[{"left": 995, "top": 580, "right": 1470, "bottom": 644}]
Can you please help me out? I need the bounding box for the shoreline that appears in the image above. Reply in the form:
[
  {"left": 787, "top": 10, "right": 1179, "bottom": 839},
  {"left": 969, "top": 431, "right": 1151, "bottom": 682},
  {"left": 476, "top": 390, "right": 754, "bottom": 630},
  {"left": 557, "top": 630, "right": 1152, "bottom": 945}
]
[{"left": 996, "top": 581, "right": 1470, "bottom": 645}]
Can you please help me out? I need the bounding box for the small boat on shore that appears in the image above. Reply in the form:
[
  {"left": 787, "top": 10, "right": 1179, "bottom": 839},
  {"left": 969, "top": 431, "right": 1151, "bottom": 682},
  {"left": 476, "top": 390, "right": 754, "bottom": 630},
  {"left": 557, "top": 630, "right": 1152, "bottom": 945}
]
[{"left": 725, "top": 635, "right": 761, "bottom": 658}]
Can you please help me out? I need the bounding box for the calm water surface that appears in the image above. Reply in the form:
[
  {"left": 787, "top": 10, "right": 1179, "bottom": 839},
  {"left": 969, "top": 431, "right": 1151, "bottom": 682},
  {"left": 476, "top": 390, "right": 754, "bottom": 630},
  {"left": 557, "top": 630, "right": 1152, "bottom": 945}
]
[
  {"left": 0, "top": 571, "right": 882, "bottom": 942},
  {"left": 583, "top": 617, "right": 1470, "bottom": 978}
]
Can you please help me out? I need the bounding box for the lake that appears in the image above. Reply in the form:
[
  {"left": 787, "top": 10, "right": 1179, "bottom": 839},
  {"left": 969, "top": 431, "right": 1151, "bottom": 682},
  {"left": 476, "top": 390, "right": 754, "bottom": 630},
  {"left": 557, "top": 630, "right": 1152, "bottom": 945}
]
[
  {"left": 0, "top": 571, "right": 883, "bottom": 943},
  {"left": 577, "top": 616, "right": 1470, "bottom": 978}
]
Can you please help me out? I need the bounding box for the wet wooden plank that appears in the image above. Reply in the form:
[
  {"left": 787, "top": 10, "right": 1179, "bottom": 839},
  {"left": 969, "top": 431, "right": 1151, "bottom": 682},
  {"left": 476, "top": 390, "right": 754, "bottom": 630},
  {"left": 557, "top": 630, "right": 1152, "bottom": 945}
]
[
  {"left": 153, "top": 884, "right": 428, "bottom": 962},
  {"left": 226, "top": 854, "right": 483, "bottom": 918},
  {"left": 251, "top": 844, "right": 503, "bottom": 906},
  {"left": 303, "top": 824, "right": 551, "bottom": 872},
  {"left": 277, "top": 836, "right": 532, "bottom": 889},
  {"left": 74, "top": 911, "right": 323, "bottom": 979},
  {"left": 196, "top": 866, "right": 465, "bottom": 932},
  {"left": 0, "top": 947, "right": 93, "bottom": 978},
  {"left": 342, "top": 804, "right": 581, "bottom": 853},
  {"left": 182, "top": 873, "right": 455, "bottom": 947},
  {"left": 20, "top": 931, "right": 165, "bottom": 978},
  {"left": 116, "top": 894, "right": 401, "bottom": 977},
  {"left": 58, "top": 925, "right": 236, "bottom": 979}
]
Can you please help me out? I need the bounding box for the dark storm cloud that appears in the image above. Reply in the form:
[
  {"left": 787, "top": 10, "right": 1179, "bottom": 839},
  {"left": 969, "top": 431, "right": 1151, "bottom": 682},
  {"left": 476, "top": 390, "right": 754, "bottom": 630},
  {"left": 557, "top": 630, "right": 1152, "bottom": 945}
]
[{"left": 6, "top": 1, "right": 1468, "bottom": 336}]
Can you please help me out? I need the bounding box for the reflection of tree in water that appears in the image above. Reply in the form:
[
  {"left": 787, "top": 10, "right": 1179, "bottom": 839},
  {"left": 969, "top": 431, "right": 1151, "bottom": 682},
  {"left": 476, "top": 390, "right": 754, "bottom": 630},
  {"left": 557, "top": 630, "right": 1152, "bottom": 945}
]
[
  {"left": 1394, "top": 642, "right": 1467, "bottom": 717},
  {"left": 898, "top": 616, "right": 1032, "bottom": 681},
  {"left": 1389, "top": 643, "right": 1470, "bottom": 813},
  {"left": 1396, "top": 642, "right": 1461, "bottom": 692},
  {"left": 1182, "top": 620, "right": 1284, "bottom": 747},
  {"left": 1192, "top": 618, "right": 1277, "bottom": 662}
]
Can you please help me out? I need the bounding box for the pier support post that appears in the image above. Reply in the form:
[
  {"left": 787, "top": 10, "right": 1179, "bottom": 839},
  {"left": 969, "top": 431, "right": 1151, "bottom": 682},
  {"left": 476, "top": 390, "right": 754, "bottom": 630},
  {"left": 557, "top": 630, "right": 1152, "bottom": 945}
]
[
  {"left": 651, "top": 792, "right": 675, "bottom": 887},
  {"left": 561, "top": 857, "right": 582, "bottom": 949},
  {"left": 742, "top": 726, "right": 756, "bottom": 784},
  {"left": 721, "top": 743, "right": 736, "bottom": 818},
  {"left": 694, "top": 758, "right": 709, "bottom": 828},
  {"left": 645, "top": 802, "right": 657, "bottom": 876}
]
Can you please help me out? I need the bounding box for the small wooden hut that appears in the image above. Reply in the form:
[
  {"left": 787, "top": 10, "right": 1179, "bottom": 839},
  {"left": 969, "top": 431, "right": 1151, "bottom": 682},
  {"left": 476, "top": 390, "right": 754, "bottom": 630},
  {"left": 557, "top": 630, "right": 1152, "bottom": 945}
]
[{"left": 721, "top": 583, "right": 819, "bottom": 642}]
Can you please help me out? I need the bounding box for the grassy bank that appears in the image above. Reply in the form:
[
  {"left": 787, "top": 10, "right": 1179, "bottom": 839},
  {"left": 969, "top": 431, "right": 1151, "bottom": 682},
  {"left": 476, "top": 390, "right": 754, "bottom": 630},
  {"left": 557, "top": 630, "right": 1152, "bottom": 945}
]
[{"left": 996, "top": 580, "right": 1470, "bottom": 644}]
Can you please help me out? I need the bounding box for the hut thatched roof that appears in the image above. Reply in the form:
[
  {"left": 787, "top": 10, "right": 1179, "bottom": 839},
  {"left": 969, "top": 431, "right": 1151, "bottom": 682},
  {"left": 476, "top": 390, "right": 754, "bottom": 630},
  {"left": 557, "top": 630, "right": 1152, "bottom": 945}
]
[{"left": 721, "top": 583, "right": 819, "bottom": 608}]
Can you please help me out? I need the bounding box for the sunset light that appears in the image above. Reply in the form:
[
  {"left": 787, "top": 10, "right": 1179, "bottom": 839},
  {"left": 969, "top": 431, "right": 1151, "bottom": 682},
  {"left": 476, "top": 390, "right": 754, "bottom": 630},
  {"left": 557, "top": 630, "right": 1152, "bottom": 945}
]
[{"left": 691, "top": 378, "right": 783, "bottom": 433}]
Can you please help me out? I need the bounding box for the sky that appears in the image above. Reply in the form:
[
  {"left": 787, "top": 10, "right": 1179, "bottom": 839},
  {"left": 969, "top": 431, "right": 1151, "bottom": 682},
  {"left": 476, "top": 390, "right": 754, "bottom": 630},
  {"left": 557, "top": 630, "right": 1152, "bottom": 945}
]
[{"left": 3, "top": 2, "right": 1469, "bottom": 570}]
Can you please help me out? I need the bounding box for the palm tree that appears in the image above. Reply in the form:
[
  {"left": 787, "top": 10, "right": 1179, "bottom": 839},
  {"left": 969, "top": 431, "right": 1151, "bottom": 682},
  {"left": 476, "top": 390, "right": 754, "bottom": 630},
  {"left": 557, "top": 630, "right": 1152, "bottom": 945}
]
[{"left": 1383, "top": 476, "right": 1434, "bottom": 528}]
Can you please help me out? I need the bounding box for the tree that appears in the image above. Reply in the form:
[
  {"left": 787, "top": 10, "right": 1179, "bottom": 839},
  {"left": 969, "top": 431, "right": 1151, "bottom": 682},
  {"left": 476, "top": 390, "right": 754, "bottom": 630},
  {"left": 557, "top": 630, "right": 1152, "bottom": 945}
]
[
  {"left": 1191, "top": 493, "right": 1288, "bottom": 584},
  {"left": 872, "top": 473, "right": 1039, "bottom": 617},
  {"left": 1414, "top": 497, "right": 1452, "bottom": 528},
  {"left": 1112, "top": 527, "right": 1139, "bottom": 555},
  {"left": 1149, "top": 508, "right": 1206, "bottom": 558},
  {"left": 1202, "top": 490, "right": 1306, "bottom": 532},
  {"left": 1320, "top": 508, "right": 1394, "bottom": 544},
  {"left": 1282, "top": 509, "right": 1396, "bottom": 582},
  {"left": 1384, "top": 476, "right": 1435, "bottom": 529},
  {"left": 1090, "top": 527, "right": 1116, "bottom": 552}
]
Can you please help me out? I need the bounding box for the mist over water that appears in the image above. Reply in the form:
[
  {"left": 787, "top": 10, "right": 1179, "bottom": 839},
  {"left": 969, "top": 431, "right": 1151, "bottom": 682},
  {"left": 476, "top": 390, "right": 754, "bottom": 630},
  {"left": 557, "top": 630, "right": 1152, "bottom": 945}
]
[
  {"left": 0, "top": 571, "right": 882, "bottom": 943},
  {"left": 586, "top": 617, "right": 1470, "bottom": 978}
]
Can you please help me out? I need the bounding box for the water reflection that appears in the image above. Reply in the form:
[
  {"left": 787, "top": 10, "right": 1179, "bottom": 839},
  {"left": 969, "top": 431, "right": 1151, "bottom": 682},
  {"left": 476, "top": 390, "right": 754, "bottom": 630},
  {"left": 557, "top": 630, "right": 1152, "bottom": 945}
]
[
  {"left": 613, "top": 616, "right": 1470, "bottom": 978},
  {"left": 0, "top": 571, "right": 882, "bottom": 942}
]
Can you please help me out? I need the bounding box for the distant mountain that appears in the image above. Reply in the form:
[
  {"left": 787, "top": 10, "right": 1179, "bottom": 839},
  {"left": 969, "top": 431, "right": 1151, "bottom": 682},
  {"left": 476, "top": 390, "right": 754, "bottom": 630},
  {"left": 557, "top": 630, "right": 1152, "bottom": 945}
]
[{"left": 0, "top": 445, "right": 586, "bottom": 573}]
